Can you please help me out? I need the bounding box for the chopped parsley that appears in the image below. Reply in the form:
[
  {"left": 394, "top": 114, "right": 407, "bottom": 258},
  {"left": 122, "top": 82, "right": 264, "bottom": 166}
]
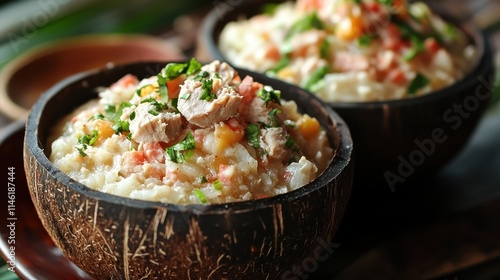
[
  {"left": 166, "top": 132, "right": 196, "bottom": 163},
  {"left": 129, "top": 111, "right": 136, "bottom": 121},
  {"left": 285, "top": 136, "right": 295, "bottom": 148},
  {"left": 267, "top": 55, "right": 291, "bottom": 75},
  {"left": 357, "top": 34, "right": 374, "bottom": 47},
  {"left": 408, "top": 73, "right": 430, "bottom": 94},
  {"left": 148, "top": 110, "right": 159, "bottom": 116},
  {"left": 257, "top": 86, "right": 281, "bottom": 106},
  {"left": 78, "top": 130, "right": 99, "bottom": 146},
  {"left": 200, "top": 79, "right": 217, "bottom": 101},
  {"left": 162, "top": 58, "right": 202, "bottom": 80},
  {"left": 193, "top": 189, "right": 208, "bottom": 204},
  {"left": 157, "top": 74, "right": 169, "bottom": 103},
  {"left": 112, "top": 120, "right": 130, "bottom": 134},
  {"left": 140, "top": 97, "right": 168, "bottom": 111},
  {"left": 404, "top": 35, "right": 425, "bottom": 61},
  {"left": 267, "top": 109, "right": 281, "bottom": 127},
  {"left": 287, "top": 12, "right": 324, "bottom": 39},
  {"left": 245, "top": 124, "right": 260, "bottom": 149},
  {"left": 193, "top": 70, "right": 210, "bottom": 81},
  {"left": 199, "top": 175, "right": 208, "bottom": 183},
  {"left": 302, "top": 66, "right": 329, "bottom": 91},
  {"left": 76, "top": 130, "right": 99, "bottom": 157},
  {"left": 213, "top": 180, "right": 223, "bottom": 191}
]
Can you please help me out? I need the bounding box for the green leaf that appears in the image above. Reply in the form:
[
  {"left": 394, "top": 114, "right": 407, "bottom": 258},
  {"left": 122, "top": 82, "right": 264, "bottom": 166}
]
[
  {"left": 245, "top": 124, "right": 260, "bottom": 149},
  {"left": 157, "top": 74, "right": 169, "bottom": 103},
  {"left": 166, "top": 132, "right": 196, "bottom": 163},
  {"left": 200, "top": 79, "right": 217, "bottom": 101},
  {"left": 408, "top": 73, "right": 430, "bottom": 94},
  {"left": 302, "top": 66, "right": 329, "bottom": 91},
  {"left": 193, "top": 188, "right": 208, "bottom": 204},
  {"left": 78, "top": 130, "right": 98, "bottom": 146},
  {"left": 112, "top": 120, "right": 130, "bottom": 134},
  {"left": 267, "top": 55, "right": 290, "bottom": 75},
  {"left": 213, "top": 180, "right": 223, "bottom": 191},
  {"left": 186, "top": 58, "right": 203, "bottom": 76},
  {"left": 357, "top": 34, "right": 374, "bottom": 47},
  {"left": 287, "top": 12, "right": 324, "bottom": 39},
  {"left": 403, "top": 35, "right": 425, "bottom": 61},
  {"left": 257, "top": 86, "right": 281, "bottom": 106}
]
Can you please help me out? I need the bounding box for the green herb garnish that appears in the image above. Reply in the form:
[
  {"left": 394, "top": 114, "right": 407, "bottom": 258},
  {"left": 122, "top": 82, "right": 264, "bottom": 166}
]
[
  {"left": 157, "top": 74, "right": 169, "bottom": 103},
  {"left": 200, "top": 79, "right": 217, "bottom": 101},
  {"left": 166, "top": 132, "right": 196, "bottom": 163},
  {"left": 193, "top": 189, "right": 208, "bottom": 204},
  {"left": 257, "top": 86, "right": 281, "bottom": 106},
  {"left": 302, "top": 66, "right": 329, "bottom": 91},
  {"left": 163, "top": 58, "right": 202, "bottom": 80},
  {"left": 408, "top": 73, "right": 430, "bottom": 94},
  {"left": 245, "top": 124, "right": 260, "bottom": 148},
  {"left": 112, "top": 120, "right": 130, "bottom": 134},
  {"left": 268, "top": 109, "right": 281, "bottom": 127},
  {"left": 213, "top": 180, "right": 223, "bottom": 191},
  {"left": 287, "top": 12, "right": 324, "bottom": 39},
  {"left": 285, "top": 136, "right": 295, "bottom": 148},
  {"left": 199, "top": 175, "right": 208, "bottom": 183}
]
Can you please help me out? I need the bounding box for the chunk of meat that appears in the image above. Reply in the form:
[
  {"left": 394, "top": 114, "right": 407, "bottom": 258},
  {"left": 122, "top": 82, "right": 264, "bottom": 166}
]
[
  {"left": 259, "top": 127, "right": 288, "bottom": 161},
  {"left": 239, "top": 96, "right": 270, "bottom": 124},
  {"left": 129, "top": 103, "right": 184, "bottom": 144},
  {"left": 177, "top": 79, "right": 242, "bottom": 128},
  {"left": 200, "top": 60, "right": 238, "bottom": 85}
]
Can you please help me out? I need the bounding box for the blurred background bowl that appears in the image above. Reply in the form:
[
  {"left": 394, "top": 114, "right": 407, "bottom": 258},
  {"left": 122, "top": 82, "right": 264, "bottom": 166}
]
[
  {"left": 0, "top": 34, "right": 185, "bottom": 120},
  {"left": 23, "top": 61, "right": 353, "bottom": 279},
  {"left": 197, "top": 0, "right": 495, "bottom": 193}
]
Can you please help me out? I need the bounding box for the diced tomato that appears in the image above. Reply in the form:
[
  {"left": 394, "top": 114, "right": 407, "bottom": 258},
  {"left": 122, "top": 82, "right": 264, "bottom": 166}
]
[
  {"left": 217, "top": 164, "right": 233, "bottom": 185},
  {"left": 362, "top": 2, "right": 381, "bottom": 13},
  {"left": 387, "top": 68, "right": 407, "bottom": 85},
  {"left": 125, "top": 151, "right": 146, "bottom": 166},
  {"left": 143, "top": 142, "right": 165, "bottom": 163},
  {"left": 297, "top": 0, "right": 323, "bottom": 11},
  {"left": 425, "top": 38, "right": 441, "bottom": 55},
  {"left": 111, "top": 74, "right": 139, "bottom": 90},
  {"left": 238, "top": 76, "right": 262, "bottom": 104}
]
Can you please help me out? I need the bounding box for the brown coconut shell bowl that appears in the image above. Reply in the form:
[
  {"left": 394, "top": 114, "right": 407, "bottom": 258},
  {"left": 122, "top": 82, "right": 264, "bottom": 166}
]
[
  {"left": 197, "top": 0, "right": 495, "bottom": 191},
  {"left": 23, "top": 61, "right": 353, "bottom": 279}
]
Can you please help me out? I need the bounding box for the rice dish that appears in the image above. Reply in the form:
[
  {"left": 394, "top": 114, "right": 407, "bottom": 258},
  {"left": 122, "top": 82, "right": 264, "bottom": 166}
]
[
  {"left": 219, "top": 0, "right": 476, "bottom": 101},
  {"left": 49, "top": 59, "right": 334, "bottom": 204}
]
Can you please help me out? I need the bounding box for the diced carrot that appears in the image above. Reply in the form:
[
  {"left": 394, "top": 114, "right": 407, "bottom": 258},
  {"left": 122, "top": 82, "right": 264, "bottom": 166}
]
[
  {"left": 296, "top": 114, "right": 320, "bottom": 140},
  {"left": 264, "top": 44, "right": 281, "bottom": 61},
  {"left": 167, "top": 75, "right": 184, "bottom": 99},
  {"left": 214, "top": 122, "right": 245, "bottom": 153},
  {"left": 94, "top": 119, "right": 114, "bottom": 144},
  {"left": 111, "top": 74, "right": 139, "bottom": 90},
  {"left": 336, "top": 15, "right": 363, "bottom": 41}
]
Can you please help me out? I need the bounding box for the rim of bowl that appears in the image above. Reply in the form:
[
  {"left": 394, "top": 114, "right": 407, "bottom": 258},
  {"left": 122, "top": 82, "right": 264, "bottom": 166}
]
[
  {"left": 200, "top": 1, "right": 492, "bottom": 108},
  {"left": 25, "top": 61, "right": 353, "bottom": 215},
  {"left": 0, "top": 33, "right": 185, "bottom": 120}
]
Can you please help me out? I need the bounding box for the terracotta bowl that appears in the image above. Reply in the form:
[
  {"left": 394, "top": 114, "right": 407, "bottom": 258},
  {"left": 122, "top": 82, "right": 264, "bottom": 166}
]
[
  {"left": 197, "top": 0, "right": 495, "bottom": 191},
  {"left": 0, "top": 34, "right": 185, "bottom": 120},
  {"left": 23, "top": 61, "right": 353, "bottom": 279}
]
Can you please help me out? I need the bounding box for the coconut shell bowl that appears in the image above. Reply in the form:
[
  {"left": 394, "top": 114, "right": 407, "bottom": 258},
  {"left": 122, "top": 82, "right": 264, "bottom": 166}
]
[
  {"left": 197, "top": 0, "right": 495, "bottom": 191},
  {"left": 23, "top": 61, "right": 353, "bottom": 279}
]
